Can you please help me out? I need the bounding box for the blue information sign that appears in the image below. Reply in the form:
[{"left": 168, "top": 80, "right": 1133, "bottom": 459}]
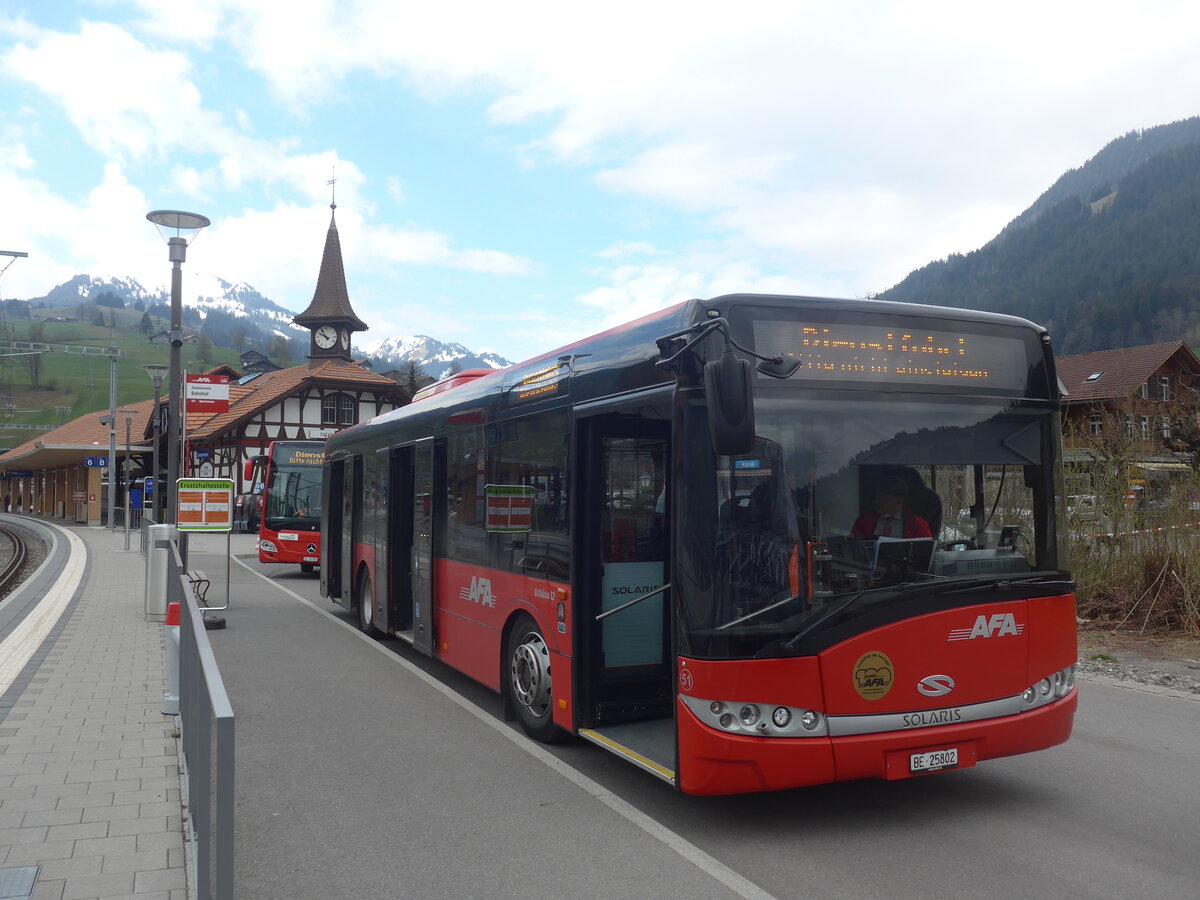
[
  {"left": 84, "top": 456, "right": 107, "bottom": 468},
  {"left": 144, "top": 477, "right": 154, "bottom": 495}
]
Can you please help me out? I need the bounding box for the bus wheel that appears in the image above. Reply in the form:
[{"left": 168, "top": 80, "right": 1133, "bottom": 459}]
[
  {"left": 356, "top": 571, "right": 380, "bottom": 638},
  {"left": 301, "top": 564, "right": 314, "bottom": 574},
  {"left": 506, "top": 615, "right": 565, "bottom": 743}
]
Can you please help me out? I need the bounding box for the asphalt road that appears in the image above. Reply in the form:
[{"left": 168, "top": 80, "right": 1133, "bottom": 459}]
[{"left": 189, "top": 533, "right": 1200, "bottom": 900}]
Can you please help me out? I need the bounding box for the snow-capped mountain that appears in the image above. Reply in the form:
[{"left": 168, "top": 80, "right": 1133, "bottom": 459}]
[
  {"left": 362, "top": 335, "right": 511, "bottom": 379},
  {"left": 40, "top": 273, "right": 304, "bottom": 341},
  {"left": 27, "top": 275, "right": 511, "bottom": 377}
]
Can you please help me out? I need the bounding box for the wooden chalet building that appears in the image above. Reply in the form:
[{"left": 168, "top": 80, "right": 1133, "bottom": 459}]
[
  {"left": 240, "top": 349, "right": 281, "bottom": 376},
  {"left": 166, "top": 203, "right": 408, "bottom": 491},
  {"left": 1056, "top": 340, "right": 1200, "bottom": 491}
]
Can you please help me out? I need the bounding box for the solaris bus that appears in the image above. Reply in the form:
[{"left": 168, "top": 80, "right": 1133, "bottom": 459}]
[{"left": 320, "top": 294, "right": 1078, "bottom": 795}]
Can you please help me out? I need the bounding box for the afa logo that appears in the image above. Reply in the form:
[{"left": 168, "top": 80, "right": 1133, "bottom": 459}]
[
  {"left": 460, "top": 576, "right": 496, "bottom": 608},
  {"left": 947, "top": 613, "right": 1024, "bottom": 641},
  {"left": 853, "top": 650, "right": 894, "bottom": 701}
]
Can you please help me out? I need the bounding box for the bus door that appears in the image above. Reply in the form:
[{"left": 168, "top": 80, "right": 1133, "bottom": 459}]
[
  {"left": 321, "top": 459, "right": 343, "bottom": 599},
  {"left": 408, "top": 438, "right": 435, "bottom": 655},
  {"left": 576, "top": 412, "right": 674, "bottom": 780},
  {"left": 342, "top": 456, "right": 358, "bottom": 597}
]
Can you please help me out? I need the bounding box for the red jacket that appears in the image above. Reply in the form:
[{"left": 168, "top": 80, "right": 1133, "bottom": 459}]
[{"left": 850, "top": 509, "right": 932, "bottom": 539}]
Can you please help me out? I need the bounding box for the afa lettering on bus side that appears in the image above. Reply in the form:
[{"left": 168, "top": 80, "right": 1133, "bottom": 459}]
[
  {"left": 460, "top": 576, "right": 496, "bottom": 607},
  {"left": 947, "top": 613, "right": 1024, "bottom": 641}
]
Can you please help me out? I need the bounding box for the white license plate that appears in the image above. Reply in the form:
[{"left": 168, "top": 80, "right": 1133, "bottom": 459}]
[
  {"left": 910, "top": 748, "right": 958, "bottom": 772},
  {"left": 303, "top": 557, "right": 319, "bottom": 563}
]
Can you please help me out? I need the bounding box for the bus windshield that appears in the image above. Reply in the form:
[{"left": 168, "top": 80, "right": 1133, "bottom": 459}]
[
  {"left": 264, "top": 464, "right": 322, "bottom": 531},
  {"left": 681, "top": 391, "right": 1066, "bottom": 658}
]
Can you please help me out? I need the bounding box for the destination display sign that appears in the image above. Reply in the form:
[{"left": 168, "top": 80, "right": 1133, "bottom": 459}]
[
  {"left": 506, "top": 361, "right": 569, "bottom": 404},
  {"left": 752, "top": 320, "right": 1030, "bottom": 391},
  {"left": 280, "top": 446, "right": 325, "bottom": 466}
]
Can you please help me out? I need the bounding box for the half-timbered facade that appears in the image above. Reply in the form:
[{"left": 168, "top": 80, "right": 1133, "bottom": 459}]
[{"left": 180, "top": 360, "right": 407, "bottom": 491}]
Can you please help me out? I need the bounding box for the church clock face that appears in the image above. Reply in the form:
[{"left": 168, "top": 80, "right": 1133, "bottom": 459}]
[
  {"left": 339, "top": 328, "right": 350, "bottom": 350},
  {"left": 314, "top": 325, "right": 338, "bottom": 349}
]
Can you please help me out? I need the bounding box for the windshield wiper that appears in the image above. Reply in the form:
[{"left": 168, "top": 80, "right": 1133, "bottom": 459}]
[
  {"left": 716, "top": 594, "right": 800, "bottom": 630},
  {"left": 780, "top": 587, "right": 874, "bottom": 650},
  {"left": 920, "top": 573, "right": 1072, "bottom": 599}
]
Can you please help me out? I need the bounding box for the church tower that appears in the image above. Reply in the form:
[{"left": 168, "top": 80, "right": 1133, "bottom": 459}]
[{"left": 293, "top": 193, "right": 368, "bottom": 367}]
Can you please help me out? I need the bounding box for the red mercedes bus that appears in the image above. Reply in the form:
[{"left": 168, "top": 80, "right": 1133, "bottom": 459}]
[
  {"left": 321, "top": 294, "right": 1078, "bottom": 795},
  {"left": 246, "top": 440, "right": 325, "bottom": 571}
]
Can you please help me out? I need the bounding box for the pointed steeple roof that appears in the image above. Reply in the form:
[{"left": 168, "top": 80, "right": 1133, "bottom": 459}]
[{"left": 293, "top": 207, "right": 368, "bottom": 331}]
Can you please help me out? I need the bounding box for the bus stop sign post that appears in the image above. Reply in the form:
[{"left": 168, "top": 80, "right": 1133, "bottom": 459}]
[{"left": 175, "top": 478, "right": 234, "bottom": 626}]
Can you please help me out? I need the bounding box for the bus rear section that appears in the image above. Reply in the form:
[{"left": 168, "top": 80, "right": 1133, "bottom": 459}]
[{"left": 249, "top": 440, "right": 325, "bottom": 570}]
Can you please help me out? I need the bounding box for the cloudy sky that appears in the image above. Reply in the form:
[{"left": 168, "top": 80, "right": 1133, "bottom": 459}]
[{"left": 3, "top": 2, "right": 1200, "bottom": 363}]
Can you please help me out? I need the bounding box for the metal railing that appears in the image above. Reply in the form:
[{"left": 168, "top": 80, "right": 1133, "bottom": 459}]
[{"left": 168, "top": 545, "right": 235, "bottom": 900}]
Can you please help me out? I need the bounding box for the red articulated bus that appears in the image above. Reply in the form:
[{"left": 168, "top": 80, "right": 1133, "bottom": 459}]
[
  {"left": 246, "top": 440, "right": 325, "bottom": 572},
  {"left": 320, "top": 294, "right": 1078, "bottom": 795}
]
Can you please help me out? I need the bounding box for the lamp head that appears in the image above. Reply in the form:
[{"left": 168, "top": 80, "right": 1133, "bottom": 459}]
[
  {"left": 143, "top": 364, "right": 169, "bottom": 387},
  {"left": 146, "top": 210, "right": 209, "bottom": 262}
]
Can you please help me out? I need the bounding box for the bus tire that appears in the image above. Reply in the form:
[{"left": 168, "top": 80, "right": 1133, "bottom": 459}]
[
  {"left": 356, "top": 570, "right": 380, "bottom": 638},
  {"left": 301, "top": 563, "right": 315, "bottom": 574},
  {"left": 505, "top": 614, "right": 566, "bottom": 743}
]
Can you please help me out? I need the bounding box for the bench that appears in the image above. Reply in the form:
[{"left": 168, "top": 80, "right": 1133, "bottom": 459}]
[{"left": 186, "top": 570, "right": 210, "bottom": 605}]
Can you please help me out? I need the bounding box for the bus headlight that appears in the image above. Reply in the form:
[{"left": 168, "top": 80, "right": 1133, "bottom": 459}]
[
  {"left": 1023, "top": 666, "right": 1077, "bottom": 708},
  {"left": 1055, "top": 666, "right": 1076, "bottom": 697},
  {"left": 260, "top": 539, "right": 278, "bottom": 554},
  {"left": 680, "top": 695, "right": 827, "bottom": 737}
]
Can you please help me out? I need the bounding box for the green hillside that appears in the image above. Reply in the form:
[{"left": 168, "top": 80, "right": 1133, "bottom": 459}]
[
  {"left": 0, "top": 316, "right": 243, "bottom": 453},
  {"left": 879, "top": 117, "right": 1200, "bottom": 355}
]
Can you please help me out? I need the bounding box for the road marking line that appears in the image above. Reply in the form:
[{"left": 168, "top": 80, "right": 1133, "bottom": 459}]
[
  {"left": 231, "top": 554, "right": 775, "bottom": 900},
  {"left": 0, "top": 526, "right": 86, "bottom": 694}
]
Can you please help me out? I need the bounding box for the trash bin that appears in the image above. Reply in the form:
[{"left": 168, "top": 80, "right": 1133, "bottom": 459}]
[{"left": 145, "top": 523, "right": 177, "bottom": 622}]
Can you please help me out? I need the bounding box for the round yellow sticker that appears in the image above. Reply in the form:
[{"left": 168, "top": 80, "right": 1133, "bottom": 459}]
[{"left": 853, "top": 651, "right": 894, "bottom": 701}]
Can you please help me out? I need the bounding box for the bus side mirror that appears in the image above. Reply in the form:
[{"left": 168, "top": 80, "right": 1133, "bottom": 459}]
[
  {"left": 704, "top": 346, "right": 755, "bottom": 456},
  {"left": 244, "top": 455, "right": 265, "bottom": 481}
]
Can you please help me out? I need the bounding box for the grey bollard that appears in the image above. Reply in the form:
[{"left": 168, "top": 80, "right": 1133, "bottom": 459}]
[
  {"left": 162, "top": 601, "right": 180, "bottom": 716},
  {"left": 145, "top": 523, "right": 177, "bottom": 622}
]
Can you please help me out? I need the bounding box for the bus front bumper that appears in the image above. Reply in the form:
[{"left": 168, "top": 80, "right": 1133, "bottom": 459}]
[{"left": 675, "top": 689, "right": 1078, "bottom": 796}]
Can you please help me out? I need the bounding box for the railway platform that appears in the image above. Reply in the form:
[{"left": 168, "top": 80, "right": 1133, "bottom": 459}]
[{"left": 0, "top": 515, "right": 186, "bottom": 899}]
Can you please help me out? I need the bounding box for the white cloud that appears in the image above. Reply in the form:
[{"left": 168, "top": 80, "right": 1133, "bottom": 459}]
[
  {"left": 595, "top": 241, "right": 663, "bottom": 259},
  {"left": 111, "top": 0, "right": 1200, "bottom": 303},
  {"left": 3, "top": 22, "right": 220, "bottom": 163},
  {"left": 9, "top": 1, "right": 1200, "bottom": 360}
]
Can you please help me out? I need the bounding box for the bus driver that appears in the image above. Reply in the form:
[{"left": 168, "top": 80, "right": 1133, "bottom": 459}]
[{"left": 850, "top": 475, "right": 932, "bottom": 539}]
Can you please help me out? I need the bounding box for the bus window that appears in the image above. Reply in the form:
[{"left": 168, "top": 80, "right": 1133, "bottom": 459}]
[
  {"left": 493, "top": 411, "right": 569, "bottom": 580},
  {"left": 443, "top": 426, "right": 487, "bottom": 565}
]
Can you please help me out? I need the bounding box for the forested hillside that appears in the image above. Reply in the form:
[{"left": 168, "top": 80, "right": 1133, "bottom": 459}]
[{"left": 880, "top": 118, "right": 1200, "bottom": 354}]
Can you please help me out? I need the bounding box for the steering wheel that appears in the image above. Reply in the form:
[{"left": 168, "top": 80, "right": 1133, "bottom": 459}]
[{"left": 941, "top": 539, "right": 976, "bottom": 551}]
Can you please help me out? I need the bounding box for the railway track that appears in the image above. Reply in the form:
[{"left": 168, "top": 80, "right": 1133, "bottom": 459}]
[{"left": 0, "top": 524, "right": 29, "bottom": 597}]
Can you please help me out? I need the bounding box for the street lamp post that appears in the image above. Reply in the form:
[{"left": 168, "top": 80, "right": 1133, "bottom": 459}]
[
  {"left": 143, "top": 364, "right": 168, "bottom": 521},
  {"left": 121, "top": 409, "right": 135, "bottom": 550},
  {"left": 146, "top": 211, "right": 209, "bottom": 525}
]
